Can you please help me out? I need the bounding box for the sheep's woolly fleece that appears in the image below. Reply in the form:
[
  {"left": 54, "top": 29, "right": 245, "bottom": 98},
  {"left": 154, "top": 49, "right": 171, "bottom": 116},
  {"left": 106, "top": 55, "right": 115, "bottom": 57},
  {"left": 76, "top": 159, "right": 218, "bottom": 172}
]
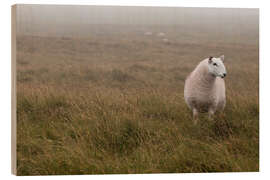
[{"left": 184, "top": 57, "right": 226, "bottom": 116}]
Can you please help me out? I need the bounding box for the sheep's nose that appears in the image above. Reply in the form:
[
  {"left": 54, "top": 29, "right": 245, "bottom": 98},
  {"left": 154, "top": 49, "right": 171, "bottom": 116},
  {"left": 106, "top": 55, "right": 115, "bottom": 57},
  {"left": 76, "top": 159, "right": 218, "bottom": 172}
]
[{"left": 223, "top": 73, "right": 226, "bottom": 77}]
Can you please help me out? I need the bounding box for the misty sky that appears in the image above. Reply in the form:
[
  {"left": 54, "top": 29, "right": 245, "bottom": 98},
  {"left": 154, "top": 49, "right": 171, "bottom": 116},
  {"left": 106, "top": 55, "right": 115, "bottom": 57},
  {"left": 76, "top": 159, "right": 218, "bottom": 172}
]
[{"left": 15, "top": 4, "right": 259, "bottom": 37}]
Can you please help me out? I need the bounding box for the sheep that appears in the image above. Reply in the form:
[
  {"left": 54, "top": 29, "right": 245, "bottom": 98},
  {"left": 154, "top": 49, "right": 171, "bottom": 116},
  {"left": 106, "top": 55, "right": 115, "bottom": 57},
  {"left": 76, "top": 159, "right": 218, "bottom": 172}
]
[
  {"left": 144, "top": 31, "right": 152, "bottom": 36},
  {"left": 184, "top": 55, "right": 227, "bottom": 124},
  {"left": 162, "top": 38, "right": 169, "bottom": 43},
  {"left": 157, "top": 32, "right": 165, "bottom": 36}
]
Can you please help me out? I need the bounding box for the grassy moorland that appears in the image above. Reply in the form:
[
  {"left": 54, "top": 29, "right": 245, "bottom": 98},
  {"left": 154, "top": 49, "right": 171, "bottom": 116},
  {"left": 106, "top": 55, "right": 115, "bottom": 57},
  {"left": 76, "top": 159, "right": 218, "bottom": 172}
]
[{"left": 16, "top": 24, "right": 259, "bottom": 175}]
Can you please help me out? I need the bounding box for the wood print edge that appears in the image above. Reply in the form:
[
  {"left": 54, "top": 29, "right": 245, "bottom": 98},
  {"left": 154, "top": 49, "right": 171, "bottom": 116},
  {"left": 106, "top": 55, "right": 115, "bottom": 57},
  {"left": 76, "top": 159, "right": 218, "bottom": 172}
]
[{"left": 11, "top": 4, "right": 17, "bottom": 175}]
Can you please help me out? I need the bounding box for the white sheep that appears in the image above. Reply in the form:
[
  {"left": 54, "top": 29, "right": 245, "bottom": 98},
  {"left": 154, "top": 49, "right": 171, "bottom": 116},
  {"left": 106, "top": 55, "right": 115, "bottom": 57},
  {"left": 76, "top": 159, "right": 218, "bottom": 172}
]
[
  {"left": 144, "top": 31, "right": 152, "bottom": 36},
  {"left": 162, "top": 38, "right": 169, "bottom": 43},
  {"left": 157, "top": 32, "right": 165, "bottom": 36},
  {"left": 184, "top": 55, "right": 227, "bottom": 124}
]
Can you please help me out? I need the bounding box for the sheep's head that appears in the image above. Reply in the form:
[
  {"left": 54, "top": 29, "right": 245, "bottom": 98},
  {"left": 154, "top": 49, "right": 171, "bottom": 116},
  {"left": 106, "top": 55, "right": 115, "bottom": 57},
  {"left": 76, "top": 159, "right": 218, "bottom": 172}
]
[{"left": 208, "top": 55, "right": 227, "bottom": 78}]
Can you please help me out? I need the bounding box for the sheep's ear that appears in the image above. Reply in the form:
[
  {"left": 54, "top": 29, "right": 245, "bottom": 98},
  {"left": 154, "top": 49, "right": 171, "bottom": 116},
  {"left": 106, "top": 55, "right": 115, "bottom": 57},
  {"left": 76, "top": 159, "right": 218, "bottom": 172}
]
[
  {"left": 208, "top": 56, "right": 213, "bottom": 64},
  {"left": 220, "top": 55, "right": 225, "bottom": 62}
]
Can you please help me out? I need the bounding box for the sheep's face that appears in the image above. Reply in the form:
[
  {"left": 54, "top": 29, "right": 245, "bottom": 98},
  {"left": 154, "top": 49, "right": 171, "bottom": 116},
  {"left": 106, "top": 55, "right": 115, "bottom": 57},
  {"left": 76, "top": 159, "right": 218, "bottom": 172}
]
[{"left": 208, "top": 55, "right": 227, "bottom": 78}]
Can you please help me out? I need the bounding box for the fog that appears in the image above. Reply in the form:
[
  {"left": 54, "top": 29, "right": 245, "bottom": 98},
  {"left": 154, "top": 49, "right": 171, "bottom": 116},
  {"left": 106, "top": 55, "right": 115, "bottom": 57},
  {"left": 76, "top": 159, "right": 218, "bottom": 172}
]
[{"left": 16, "top": 4, "right": 259, "bottom": 38}]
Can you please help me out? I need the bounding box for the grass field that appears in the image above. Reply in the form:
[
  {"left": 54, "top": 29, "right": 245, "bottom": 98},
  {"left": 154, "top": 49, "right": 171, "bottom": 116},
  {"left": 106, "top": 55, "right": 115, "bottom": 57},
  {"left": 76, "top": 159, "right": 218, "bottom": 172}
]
[{"left": 16, "top": 24, "right": 259, "bottom": 175}]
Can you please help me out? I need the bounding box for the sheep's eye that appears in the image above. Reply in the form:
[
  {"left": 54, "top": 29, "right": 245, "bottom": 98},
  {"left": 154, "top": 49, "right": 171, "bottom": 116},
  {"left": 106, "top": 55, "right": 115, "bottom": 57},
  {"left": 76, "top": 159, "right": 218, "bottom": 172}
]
[{"left": 213, "top": 63, "right": 218, "bottom": 66}]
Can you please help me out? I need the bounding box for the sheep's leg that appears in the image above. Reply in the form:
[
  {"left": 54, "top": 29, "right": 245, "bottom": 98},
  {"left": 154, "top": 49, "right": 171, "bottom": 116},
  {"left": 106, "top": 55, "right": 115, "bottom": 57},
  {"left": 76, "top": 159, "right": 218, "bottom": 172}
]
[
  {"left": 192, "top": 108, "right": 198, "bottom": 125},
  {"left": 208, "top": 108, "right": 215, "bottom": 121}
]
